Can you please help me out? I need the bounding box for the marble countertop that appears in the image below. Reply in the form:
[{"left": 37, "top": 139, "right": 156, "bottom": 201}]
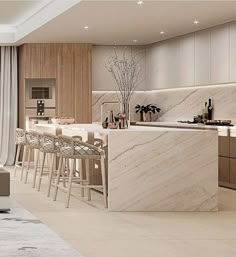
[
  {"left": 35, "top": 123, "right": 213, "bottom": 134},
  {"left": 135, "top": 121, "right": 233, "bottom": 130}
]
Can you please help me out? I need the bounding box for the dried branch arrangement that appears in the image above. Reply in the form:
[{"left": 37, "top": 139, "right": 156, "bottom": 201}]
[{"left": 105, "top": 49, "right": 141, "bottom": 107}]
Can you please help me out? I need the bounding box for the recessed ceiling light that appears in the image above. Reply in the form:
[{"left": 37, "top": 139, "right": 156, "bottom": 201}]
[
  {"left": 84, "top": 26, "right": 89, "bottom": 29},
  {"left": 133, "top": 39, "right": 138, "bottom": 43},
  {"left": 160, "top": 31, "right": 165, "bottom": 34},
  {"left": 193, "top": 20, "right": 199, "bottom": 25},
  {"left": 137, "top": 1, "right": 144, "bottom": 5}
]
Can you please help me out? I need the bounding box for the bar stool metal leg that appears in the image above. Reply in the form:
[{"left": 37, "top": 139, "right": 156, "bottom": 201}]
[
  {"left": 47, "top": 153, "right": 56, "bottom": 197},
  {"left": 101, "top": 155, "right": 108, "bottom": 208},
  {"left": 53, "top": 156, "right": 63, "bottom": 201},
  {"left": 20, "top": 145, "right": 27, "bottom": 181},
  {"left": 85, "top": 159, "right": 91, "bottom": 201},
  {"left": 32, "top": 150, "right": 40, "bottom": 188},
  {"left": 14, "top": 144, "right": 21, "bottom": 177},
  {"left": 66, "top": 159, "right": 75, "bottom": 208},
  {"left": 38, "top": 152, "right": 46, "bottom": 191},
  {"left": 79, "top": 159, "right": 84, "bottom": 197},
  {"left": 24, "top": 147, "right": 32, "bottom": 184}
]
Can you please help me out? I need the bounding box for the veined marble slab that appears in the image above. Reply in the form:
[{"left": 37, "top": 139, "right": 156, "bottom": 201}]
[
  {"left": 92, "top": 83, "right": 236, "bottom": 123},
  {"left": 108, "top": 130, "right": 218, "bottom": 212}
]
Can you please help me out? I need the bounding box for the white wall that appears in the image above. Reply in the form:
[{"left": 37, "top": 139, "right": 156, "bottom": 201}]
[
  {"left": 92, "top": 45, "right": 146, "bottom": 91},
  {"left": 93, "top": 20, "right": 236, "bottom": 91}
]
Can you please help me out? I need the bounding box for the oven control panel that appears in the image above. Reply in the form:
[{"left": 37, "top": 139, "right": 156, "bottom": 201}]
[{"left": 37, "top": 100, "right": 45, "bottom": 116}]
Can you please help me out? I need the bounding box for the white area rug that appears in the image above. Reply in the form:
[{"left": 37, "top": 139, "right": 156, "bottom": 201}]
[{"left": 0, "top": 198, "right": 82, "bottom": 257}]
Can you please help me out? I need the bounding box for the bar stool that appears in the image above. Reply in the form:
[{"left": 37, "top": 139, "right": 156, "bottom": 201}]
[
  {"left": 37, "top": 133, "right": 60, "bottom": 197},
  {"left": 24, "top": 131, "right": 42, "bottom": 188},
  {"left": 53, "top": 135, "right": 107, "bottom": 208},
  {"left": 14, "top": 128, "right": 28, "bottom": 179}
]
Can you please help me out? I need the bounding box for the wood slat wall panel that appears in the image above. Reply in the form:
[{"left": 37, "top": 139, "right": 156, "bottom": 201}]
[
  {"left": 19, "top": 43, "right": 92, "bottom": 127},
  {"left": 40, "top": 43, "right": 57, "bottom": 78},
  {"left": 24, "top": 44, "right": 41, "bottom": 78}
]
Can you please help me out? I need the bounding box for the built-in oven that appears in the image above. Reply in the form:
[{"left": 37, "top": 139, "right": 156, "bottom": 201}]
[
  {"left": 25, "top": 78, "right": 56, "bottom": 130},
  {"left": 25, "top": 78, "right": 56, "bottom": 108}
]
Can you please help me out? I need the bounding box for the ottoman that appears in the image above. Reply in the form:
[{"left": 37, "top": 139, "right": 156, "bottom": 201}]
[
  {"left": 0, "top": 168, "right": 10, "bottom": 196},
  {"left": 0, "top": 167, "right": 10, "bottom": 212}
]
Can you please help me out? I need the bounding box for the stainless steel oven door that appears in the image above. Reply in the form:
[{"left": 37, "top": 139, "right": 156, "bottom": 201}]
[{"left": 25, "top": 78, "right": 56, "bottom": 108}]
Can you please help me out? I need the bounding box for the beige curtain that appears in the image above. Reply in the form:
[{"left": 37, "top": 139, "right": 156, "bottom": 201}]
[{"left": 0, "top": 46, "right": 18, "bottom": 165}]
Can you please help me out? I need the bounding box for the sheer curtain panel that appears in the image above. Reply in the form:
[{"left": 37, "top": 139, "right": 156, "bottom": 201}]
[{"left": 0, "top": 46, "right": 18, "bottom": 165}]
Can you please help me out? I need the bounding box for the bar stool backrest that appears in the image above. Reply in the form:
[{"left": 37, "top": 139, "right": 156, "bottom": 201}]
[
  {"left": 15, "top": 128, "right": 27, "bottom": 145},
  {"left": 26, "top": 131, "right": 42, "bottom": 149},
  {"left": 58, "top": 135, "right": 104, "bottom": 159},
  {"left": 40, "top": 133, "right": 60, "bottom": 153},
  {"left": 93, "top": 138, "right": 103, "bottom": 148}
]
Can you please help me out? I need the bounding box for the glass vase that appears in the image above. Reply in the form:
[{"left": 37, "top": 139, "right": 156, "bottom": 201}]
[{"left": 119, "top": 101, "right": 130, "bottom": 129}]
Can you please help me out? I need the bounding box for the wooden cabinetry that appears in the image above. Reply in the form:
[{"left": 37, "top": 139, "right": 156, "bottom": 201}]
[
  {"left": 219, "top": 157, "right": 230, "bottom": 183},
  {"left": 230, "top": 158, "right": 236, "bottom": 184},
  {"left": 219, "top": 134, "right": 236, "bottom": 189},
  {"left": 230, "top": 137, "right": 236, "bottom": 158},
  {"left": 24, "top": 44, "right": 41, "bottom": 78},
  {"left": 40, "top": 43, "right": 57, "bottom": 78},
  {"left": 219, "top": 136, "right": 230, "bottom": 157},
  {"left": 19, "top": 43, "right": 92, "bottom": 128}
]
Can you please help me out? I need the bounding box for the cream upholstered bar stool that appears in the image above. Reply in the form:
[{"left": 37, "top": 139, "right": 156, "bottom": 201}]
[
  {"left": 24, "top": 131, "right": 42, "bottom": 187},
  {"left": 53, "top": 135, "right": 107, "bottom": 208},
  {"left": 14, "top": 128, "right": 28, "bottom": 179},
  {"left": 37, "top": 132, "right": 60, "bottom": 197}
]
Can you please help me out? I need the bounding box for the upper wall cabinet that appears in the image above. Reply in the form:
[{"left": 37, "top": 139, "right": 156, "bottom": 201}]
[
  {"left": 230, "top": 21, "right": 236, "bottom": 82},
  {"left": 159, "top": 38, "right": 180, "bottom": 89},
  {"left": 24, "top": 44, "right": 41, "bottom": 78},
  {"left": 40, "top": 43, "right": 57, "bottom": 78},
  {"left": 179, "top": 35, "right": 194, "bottom": 87},
  {"left": 24, "top": 44, "right": 57, "bottom": 78},
  {"left": 195, "top": 29, "right": 211, "bottom": 85},
  {"left": 210, "top": 24, "right": 230, "bottom": 84}
]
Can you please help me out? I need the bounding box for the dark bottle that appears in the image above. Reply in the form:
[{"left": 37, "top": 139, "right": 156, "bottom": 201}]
[{"left": 207, "top": 99, "right": 213, "bottom": 120}]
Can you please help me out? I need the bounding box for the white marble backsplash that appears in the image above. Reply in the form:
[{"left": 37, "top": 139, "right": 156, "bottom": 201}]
[{"left": 92, "top": 83, "right": 236, "bottom": 123}]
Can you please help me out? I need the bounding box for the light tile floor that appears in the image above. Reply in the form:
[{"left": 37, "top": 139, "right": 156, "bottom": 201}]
[{"left": 7, "top": 166, "right": 236, "bottom": 257}]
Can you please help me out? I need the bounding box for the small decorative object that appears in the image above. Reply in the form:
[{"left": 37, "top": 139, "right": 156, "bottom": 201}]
[
  {"left": 135, "top": 104, "right": 161, "bottom": 122},
  {"left": 102, "top": 117, "right": 108, "bottom": 129},
  {"left": 108, "top": 110, "right": 118, "bottom": 129},
  {"left": 117, "top": 113, "right": 127, "bottom": 129},
  {"left": 51, "top": 117, "right": 75, "bottom": 125},
  {"left": 105, "top": 49, "right": 142, "bottom": 128}
]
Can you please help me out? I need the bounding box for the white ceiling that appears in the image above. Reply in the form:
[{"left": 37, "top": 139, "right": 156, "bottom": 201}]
[
  {"left": 0, "top": 1, "right": 43, "bottom": 25},
  {"left": 1, "top": 1, "right": 236, "bottom": 45}
]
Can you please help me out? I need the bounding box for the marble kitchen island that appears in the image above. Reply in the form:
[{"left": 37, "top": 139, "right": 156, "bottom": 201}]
[{"left": 35, "top": 124, "right": 218, "bottom": 212}]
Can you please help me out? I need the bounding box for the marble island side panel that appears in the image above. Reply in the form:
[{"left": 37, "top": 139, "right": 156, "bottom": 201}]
[{"left": 108, "top": 130, "right": 218, "bottom": 212}]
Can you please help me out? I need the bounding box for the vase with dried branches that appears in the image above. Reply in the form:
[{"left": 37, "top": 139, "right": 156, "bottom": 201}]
[{"left": 105, "top": 49, "right": 141, "bottom": 128}]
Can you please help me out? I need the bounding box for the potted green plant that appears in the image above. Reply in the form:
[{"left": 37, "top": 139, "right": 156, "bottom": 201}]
[
  {"left": 135, "top": 104, "right": 161, "bottom": 122},
  {"left": 135, "top": 104, "right": 145, "bottom": 121}
]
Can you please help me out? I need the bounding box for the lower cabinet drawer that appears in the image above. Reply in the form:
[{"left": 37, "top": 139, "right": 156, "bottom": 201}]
[
  {"left": 219, "top": 157, "right": 230, "bottom": 183},
  {"left": 230, "top": 137, "right": 236, "bottom": 158},
  {"left": 230, "top": 158, "right": 236, "bottom": 184},
  {"left": 219, "top": 136, "right": 229, "bottom": 157}
]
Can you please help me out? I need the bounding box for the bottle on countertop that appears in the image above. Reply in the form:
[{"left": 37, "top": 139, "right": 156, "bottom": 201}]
[
  {"left": 108, "top": 110, "right": 115, "bottom": 124},
  {"left": 207, "top": 98, "right": 213, "bottom": 120},
  {"left": 202, "top": 102, "right": 208, "bottom": 120}
]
